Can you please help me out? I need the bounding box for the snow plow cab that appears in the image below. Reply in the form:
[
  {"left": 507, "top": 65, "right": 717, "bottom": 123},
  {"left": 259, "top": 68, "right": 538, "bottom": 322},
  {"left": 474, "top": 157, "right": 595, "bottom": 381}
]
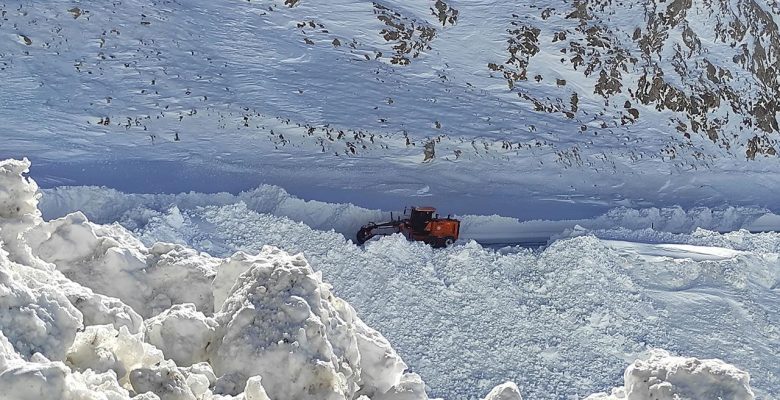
[{"left": 356, "top": 206, "right": 460, "bottom": 248}]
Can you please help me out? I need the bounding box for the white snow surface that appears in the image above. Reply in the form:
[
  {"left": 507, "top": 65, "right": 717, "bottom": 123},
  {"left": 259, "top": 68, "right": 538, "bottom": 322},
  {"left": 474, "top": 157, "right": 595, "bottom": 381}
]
[
  {"left": 2, "top": 0, "right": 779, "bottom": 397},
  {"left": 20, "top": 160, "right": 778, "bottom": 399},
  {"left": 5, "top": 0, "right": 780, "bottom": 226},
  {"left": 586, "top": 349, "right": 755, "bottom": 400},
  {"left": 1, "top": 157, "right": 468, "bottom": 400}
]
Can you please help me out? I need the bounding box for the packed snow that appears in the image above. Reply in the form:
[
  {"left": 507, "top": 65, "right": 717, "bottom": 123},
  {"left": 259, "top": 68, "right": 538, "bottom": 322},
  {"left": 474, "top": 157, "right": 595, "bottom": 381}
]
[
  {"left": 0, "top": 158, "right": 433, "bottom": 400},
  {"left": 587, "top": 349, "right": 757, "bottom": 400},
  {"left": 0, "top": 158, "right": 775, "bottom": 399}
]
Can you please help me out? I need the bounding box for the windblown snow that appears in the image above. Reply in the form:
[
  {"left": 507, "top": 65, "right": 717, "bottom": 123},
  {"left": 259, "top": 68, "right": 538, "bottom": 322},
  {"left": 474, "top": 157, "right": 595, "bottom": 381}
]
[{"left": 0, "top": 158, "right": 775, "bottom": 400}]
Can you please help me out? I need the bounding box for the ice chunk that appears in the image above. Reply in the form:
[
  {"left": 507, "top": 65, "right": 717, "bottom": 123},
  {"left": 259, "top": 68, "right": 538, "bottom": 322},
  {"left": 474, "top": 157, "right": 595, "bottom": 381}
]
[
  {"left": 587, "top": 349, "right": 754, "bottom": 400},
  {"left": 129, "top": 360, "right": 196, "bottom": 400},
  {"left": 243, "top": 376, "right": 271, "bottom": 400},
  {"left": 373, "top": 373, "right": 429, "bottom": 400},
  {"left": 482, "top": 382, "right": 522, "bottom": 400},
  {"left": 0, "top": 158, "right": 40, "bottom": 219},
  {"left": 145, "top": 303, "right": 217, "bottom": 366},
  {"left": 66, "top": 325, "right": 164, "bottom": 386},
  {"left": 353, "top": 318, "right": 407, "bottom": 395},
  {"left": 63, "top": 284, "right": 143, "bottom": 334}
]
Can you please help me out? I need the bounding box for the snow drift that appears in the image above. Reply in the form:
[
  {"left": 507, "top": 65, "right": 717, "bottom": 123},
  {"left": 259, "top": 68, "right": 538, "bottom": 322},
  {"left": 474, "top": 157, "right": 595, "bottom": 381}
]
[{"left": 0, "top": 158, "right": 763, "bottom": 400}]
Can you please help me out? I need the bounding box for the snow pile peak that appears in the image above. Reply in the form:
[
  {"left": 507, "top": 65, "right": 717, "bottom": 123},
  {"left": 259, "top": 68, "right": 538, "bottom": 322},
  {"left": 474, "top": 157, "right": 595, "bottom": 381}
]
[
  {"left": 0, "top": 158, "right": 40, "bottom": 220},
  {"left": 209, "top": 246, "right": 416, "bottom": 399},
  {"left": 588, "top": 349, "right": 755, "bottom": 400}
]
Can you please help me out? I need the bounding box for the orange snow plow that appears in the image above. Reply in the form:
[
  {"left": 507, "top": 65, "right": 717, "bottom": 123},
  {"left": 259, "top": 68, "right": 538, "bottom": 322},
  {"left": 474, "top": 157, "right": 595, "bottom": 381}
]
[{"left": 356, "top": 207, "right": 460, "bottom": 248}]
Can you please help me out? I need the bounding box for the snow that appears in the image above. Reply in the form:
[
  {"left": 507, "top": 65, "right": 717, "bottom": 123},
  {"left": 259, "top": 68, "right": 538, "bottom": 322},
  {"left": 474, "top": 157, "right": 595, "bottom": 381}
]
[
  {"left": 144, "top": 304, "right": 217, "bottom": 367},
  {"left": 4, "top": 157, "right": 503, "bottom": 400},
  {"left": 5, "top": 0, "right": 780, "bottom": 224},
  {"left": 39, "top": 184, "right": 780, "bottom": 250},
  {"left": 0, "top": 329, "right": 131, "bottom": 400},
  {"left": 129, "top": 361, "right": 197, "bottom": 400},
  {"left": 208, "top": 246, "right": 413, "bottom": 400},
  {"left": 0, "top": 156, "right": 769, "bottom": 399},
  {"left": 602, "top": 240, "right": 745, "bottom": 262},
  {"left": 586, "top": 349, "right": 755, "bottom": 400},
  {"left": 0, "top": 248, "right": 81, "bottom": 361},
  {"left": 1, "top": 0, "right": 779, "bottom": 397},
  {"left": 66, "top": 324, "right": 164, "bottom": 386},
  {"left": 33, "top": 180, "right": 780, "bottom": 398},
  {"left": 482, "top": 383, "right": 522, "bottom": 400},
  {"left": 25, "top": 211, "right": 221, "bottom": 318},
  {"left": 0, "top": 158, "right": 40, "bottom": 219}
]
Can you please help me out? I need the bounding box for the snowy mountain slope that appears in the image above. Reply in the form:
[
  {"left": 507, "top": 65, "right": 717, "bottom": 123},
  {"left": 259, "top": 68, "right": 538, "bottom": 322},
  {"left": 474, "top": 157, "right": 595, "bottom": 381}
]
[
  {"left": 3, "top": 0, "right": 780, "bottom": 156},
  {"left": 34, "top": 175, "right": 780, "bottom": 399},
  {"left": 3, "top": 0, "right": 780, "bottom": 219}
]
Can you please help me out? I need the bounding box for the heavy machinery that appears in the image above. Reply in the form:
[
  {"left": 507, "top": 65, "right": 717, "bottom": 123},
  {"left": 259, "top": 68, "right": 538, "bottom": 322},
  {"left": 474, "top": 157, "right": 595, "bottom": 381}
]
[{"left": 356, "top": 206, "right": 460, "bottom": 248}]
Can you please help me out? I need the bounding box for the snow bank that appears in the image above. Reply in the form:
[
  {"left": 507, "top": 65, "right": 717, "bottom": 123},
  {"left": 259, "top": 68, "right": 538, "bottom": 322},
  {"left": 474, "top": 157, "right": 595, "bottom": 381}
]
[
  {"left": 0, "top": 158, "right": 438, "bottom": 400},
  {"left": 83, "top": 187, "right": 779, "bottom": 399},
  {"left": 40, "top": 184, "right": 386, "bottom": 241},
  {"left": 587, "top": 349, "right": 755, "bottom": 400},
  {"left": 0, "top": 157, "right": 767, "bottom": 400},
  {"left": 41, "top": 182, "right": 780, "bottom": 253}
]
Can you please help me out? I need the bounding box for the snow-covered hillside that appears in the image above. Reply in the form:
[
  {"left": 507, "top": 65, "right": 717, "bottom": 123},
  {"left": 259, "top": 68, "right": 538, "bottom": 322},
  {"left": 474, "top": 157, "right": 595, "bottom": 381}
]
[
  {"left": 3, "top": 0, "right": 780, "bottom": 217},
  {"left": 4, "top": 158, "right": 773, "bottom": 399}
]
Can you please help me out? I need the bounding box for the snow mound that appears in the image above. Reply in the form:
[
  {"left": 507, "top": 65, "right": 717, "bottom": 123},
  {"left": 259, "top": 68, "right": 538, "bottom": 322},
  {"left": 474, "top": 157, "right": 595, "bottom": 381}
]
[
  {"left": 587, "top": 349, "right": 755, "bottom": 400},
  {"left": 144, "top": 304, "right": 217, "bottom": 367},
  {"left": 210, "top": 246, "right": 418, "bottom": 400},
  {"left": 482, "top": 382, "right": 522, "bottom": 400},
  {"left": 26, "top": 211, "right": 220, "bottom": 318},
  {"left": 66, "top": 324, "right": 164, "bottom": 386}
]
